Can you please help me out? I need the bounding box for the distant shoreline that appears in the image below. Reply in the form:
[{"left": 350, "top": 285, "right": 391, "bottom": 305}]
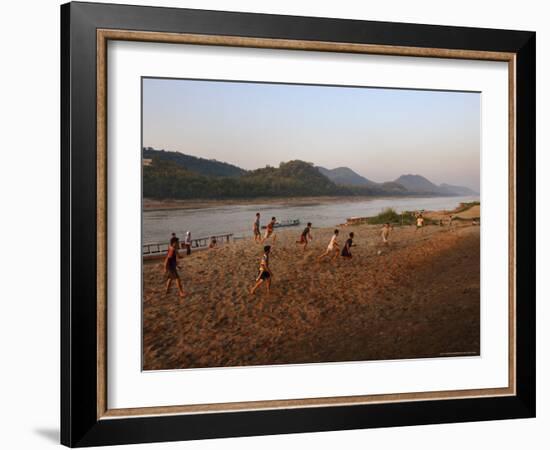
[{"left": 143, "top": 194, "right": 477, "bottom": 212}]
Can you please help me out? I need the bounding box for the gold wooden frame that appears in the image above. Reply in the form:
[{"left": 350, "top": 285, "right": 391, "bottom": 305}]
[{"left": 96, "top": 29, "right": 516, "bottom": 420}]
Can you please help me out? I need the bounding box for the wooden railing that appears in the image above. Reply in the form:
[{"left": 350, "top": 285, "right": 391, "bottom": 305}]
[{"left": 142, "top": 233, "right": 233, "bottom": 255}]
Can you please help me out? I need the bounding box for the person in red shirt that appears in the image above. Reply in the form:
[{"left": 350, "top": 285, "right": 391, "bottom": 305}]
[{"left": 164, "top": 239, "right": 185, "bottom": 298}]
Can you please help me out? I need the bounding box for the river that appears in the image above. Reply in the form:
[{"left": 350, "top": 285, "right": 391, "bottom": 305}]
[{"left": 143, "top": 195, "right": 479, "bottom": 244}]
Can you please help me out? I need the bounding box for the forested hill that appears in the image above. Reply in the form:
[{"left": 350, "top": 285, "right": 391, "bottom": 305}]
[
  {"left": 143, "top": 157, "right": 402, "bottom": 199},
  {"left": 143, "top": 148, "right": 246, "bottom": 177},
  {"left": 145, "top": 158, "right": 334, "bottom": 199},
  {"left": 142, "top": 148, "right": 475, "bottom": 200}
]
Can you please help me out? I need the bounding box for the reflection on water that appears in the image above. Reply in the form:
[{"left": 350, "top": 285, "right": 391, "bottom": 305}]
[{"left": 143, "top": 195, "right": 479, "bottom": 243}]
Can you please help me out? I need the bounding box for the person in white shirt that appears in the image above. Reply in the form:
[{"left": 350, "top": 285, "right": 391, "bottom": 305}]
[
  {"left": 184, "top": 231, "right": 192, "bottom": 255},
  {"left": 318, "top": 229, "right": 340, "bottom": 262},
  {"left": 415, "top": 214, "right": 424, "bottom": 233}
]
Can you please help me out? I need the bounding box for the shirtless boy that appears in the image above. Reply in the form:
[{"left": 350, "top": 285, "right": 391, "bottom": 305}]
[
  {"left": 250, "top": 245, "right": 272, "bottom": 295},
  {"left": 253, "top": 213, "right": 261, "bottom": 242},
  {"left": 296, "top": 222, "right": 313, "bottom": 250},
  {"left": 381, "top": 223, "right": 393, "bottom": 245},
  {"left": 262, "top": 217, "right": 277, "bottom": 243}
]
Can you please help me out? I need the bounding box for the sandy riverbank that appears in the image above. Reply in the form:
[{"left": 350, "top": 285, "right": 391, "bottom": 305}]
[
  {"left": 424, "top": 204, "right": 480, "bottom": 221},
  {"left": 143, "top": 220, "right": 480, "bottom": 370}
]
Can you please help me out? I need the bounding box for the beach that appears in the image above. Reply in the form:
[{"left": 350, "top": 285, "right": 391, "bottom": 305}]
[{"left": 143, "top": 219, "right": 480, "bottom": 370}]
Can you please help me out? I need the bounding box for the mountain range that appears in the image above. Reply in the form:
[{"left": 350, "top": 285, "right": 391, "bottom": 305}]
[
  {"left": 143, "top": 148, "right": 478, "bottom": 199},
  {"left": 393, "top": 174, "right": 477, "bottom": 196},
  {"left": 317, "top": 166, "right": 375, "bottom": 186},
  {"left": 317, "top": 167, "right": 477, "bottom": 196}
]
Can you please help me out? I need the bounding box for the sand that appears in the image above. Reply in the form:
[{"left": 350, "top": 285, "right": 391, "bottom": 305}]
[
  {"left": 142, "top": 221, "right": 480, "bottom": 370},
  {"left": 424, "top": 204, "right": 480, "bottom": 221}
]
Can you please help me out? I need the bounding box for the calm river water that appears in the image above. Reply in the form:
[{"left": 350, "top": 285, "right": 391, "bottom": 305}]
[{"left": 143, "top": 195, "right": 479, "bottom": 244}]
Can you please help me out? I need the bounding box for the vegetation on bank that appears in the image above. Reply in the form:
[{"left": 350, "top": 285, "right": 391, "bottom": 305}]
[{"left": 366, "top": 208, "right": 418, "bottom": 225}]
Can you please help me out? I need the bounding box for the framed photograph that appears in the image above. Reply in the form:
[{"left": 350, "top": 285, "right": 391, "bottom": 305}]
[{"left": 61, "top": 1, "right": 536, "bottom": 447}]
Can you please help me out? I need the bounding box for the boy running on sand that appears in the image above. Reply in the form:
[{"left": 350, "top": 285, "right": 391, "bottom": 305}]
[
  {"left": 341, "top": 232, "right": 354, "bottom": 258},
  {"left": 296, "top": 222, "right": 313, "bottom": 250},
  {"left": 318, "top": 229, "right": 340, "bottom": 261},
  {"left": 381, "top": 223, "right": 393, "bottom": 245},
  {"left": 262, "top": 217, "right": 277, "bottom": 243},
  {"left": 253, "top": 212, "right": 261, "bottom": 242},
  {"left": 415, "top": 214, "right": 424, "bottom": 232},
  {"left": 250, "top": 245, "right": 272, "bottom": 295},
  {"left": 164, "top": 239, "right": 185, "bottom": 298}
]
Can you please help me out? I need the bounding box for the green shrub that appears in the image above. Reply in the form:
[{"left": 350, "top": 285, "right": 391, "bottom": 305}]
[
  {"left": 367, "top": 208, "right": 417, "bottom": 225},
  {"left": 368, "top": 208, "right": 422, "bottom": 226}
]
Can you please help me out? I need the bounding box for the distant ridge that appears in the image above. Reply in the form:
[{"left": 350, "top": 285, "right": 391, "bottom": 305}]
[
  {"left": 143, "top": 148, "right": 246, "bottom": 177},
  {"left": 317, "top": 166, "right": 375, "bottom": 186},
  {"left": 394, "top": 174, "right": 478, "bottom": 196},
  {"left": 438, "top": 183, "right": 478, "bottom": 196},
  {"left": 394, "top": 174, "right": 440, "bottom": 193}
]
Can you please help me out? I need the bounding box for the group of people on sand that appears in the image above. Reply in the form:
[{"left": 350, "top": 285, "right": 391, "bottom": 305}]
[
  {"left": 170, "top": 231, "right": 193, "bottom": 254},
  {"left": 161, "top": 210, "right": 419, "bottom": 298},
  {"left": 316, "top": 229, "right": 352, "bottom": 261},
  {"left": 248, "top": 213, "right": 395, "bottom": 295},
  {"left": 253, "top": 213, "right": 278, "bottom": 244}
]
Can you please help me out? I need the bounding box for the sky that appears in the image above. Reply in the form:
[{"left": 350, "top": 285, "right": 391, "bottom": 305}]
[{"left": 142, "top": 78, "right": 480, "bottom": 191}]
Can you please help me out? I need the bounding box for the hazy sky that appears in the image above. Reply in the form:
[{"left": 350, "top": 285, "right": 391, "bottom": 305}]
[{"left": 143, "top": 78, "right": 480, "bottom": 191}]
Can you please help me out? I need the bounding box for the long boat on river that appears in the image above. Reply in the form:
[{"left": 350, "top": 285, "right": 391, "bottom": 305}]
[{"left": 261, "top": 219, "right": 301, "bottom": 229}]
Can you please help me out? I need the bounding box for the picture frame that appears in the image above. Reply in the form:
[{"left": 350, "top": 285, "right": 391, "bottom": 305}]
[{"left": 61, "top": 1, "right": 536, "bottom": 447}]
